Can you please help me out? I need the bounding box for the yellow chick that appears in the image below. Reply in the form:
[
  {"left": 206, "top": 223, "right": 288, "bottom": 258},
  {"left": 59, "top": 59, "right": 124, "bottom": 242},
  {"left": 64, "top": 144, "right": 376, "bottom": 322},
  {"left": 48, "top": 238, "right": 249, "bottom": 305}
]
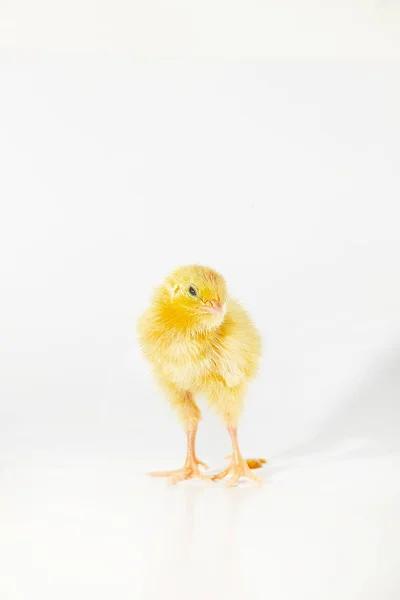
[{"left": 138, "top": 265, "right": 265, "bottom": 486}]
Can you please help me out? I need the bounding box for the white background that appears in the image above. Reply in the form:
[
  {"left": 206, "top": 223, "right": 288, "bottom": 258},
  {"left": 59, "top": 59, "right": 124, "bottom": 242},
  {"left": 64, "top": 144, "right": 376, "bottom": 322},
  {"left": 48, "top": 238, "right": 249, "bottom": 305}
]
[{"left": 1, "top": 2, "right": 400, "bottom": 599}]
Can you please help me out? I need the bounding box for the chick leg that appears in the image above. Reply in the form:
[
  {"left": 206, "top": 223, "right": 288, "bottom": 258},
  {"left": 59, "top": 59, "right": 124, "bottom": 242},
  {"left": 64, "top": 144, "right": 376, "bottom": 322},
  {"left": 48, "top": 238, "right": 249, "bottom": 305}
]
[
  {"left": 148, "top": 391, "right": 209, "bottom": 486},
  {"left": 149, "top": 424, "right": 209, "bottom": 485},
  {"left": 212, "top": 426, "right": 263, "bottom": 486}
]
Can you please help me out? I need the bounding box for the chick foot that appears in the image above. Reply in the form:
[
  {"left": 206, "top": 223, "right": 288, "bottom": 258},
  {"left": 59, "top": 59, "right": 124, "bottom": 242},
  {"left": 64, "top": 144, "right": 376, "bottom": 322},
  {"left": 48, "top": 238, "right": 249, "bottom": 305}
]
[
  {"left": 225, "top": 455, "right": 267, "bottom": 469},
  {"left": 212, "top": 458, "right": 264, "bottom": 487},
  {"left": 149, "top": 457, "right": 210, "bottom": 486}
]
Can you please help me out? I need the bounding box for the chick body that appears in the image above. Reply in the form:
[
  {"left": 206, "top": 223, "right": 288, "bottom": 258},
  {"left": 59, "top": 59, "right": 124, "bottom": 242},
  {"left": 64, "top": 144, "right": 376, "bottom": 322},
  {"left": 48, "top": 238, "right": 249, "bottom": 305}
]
[
  {"left": 139, "top": 269, "right": 260, "bottom": 426},
  {"left": 138, "top": 265, "right": 263, "bottom": 485}
]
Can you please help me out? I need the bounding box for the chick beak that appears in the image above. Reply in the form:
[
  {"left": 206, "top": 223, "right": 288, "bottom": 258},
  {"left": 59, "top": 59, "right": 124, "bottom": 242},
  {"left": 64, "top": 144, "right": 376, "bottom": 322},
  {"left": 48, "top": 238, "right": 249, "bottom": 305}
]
[{"left": 204, "top": 301, "right": 226, "bottom": 317}]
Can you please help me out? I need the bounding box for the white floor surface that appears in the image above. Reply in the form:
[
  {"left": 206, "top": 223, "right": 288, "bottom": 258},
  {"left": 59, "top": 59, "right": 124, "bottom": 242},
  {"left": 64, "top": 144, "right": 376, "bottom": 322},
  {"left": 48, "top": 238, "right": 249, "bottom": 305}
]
[{"left": 0, "top": 427, "right": 399, "bottom": 600}]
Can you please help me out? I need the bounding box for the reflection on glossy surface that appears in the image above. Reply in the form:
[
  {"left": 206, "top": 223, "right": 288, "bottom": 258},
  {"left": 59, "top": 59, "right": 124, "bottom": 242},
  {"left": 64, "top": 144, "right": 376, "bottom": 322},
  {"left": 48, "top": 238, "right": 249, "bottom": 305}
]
[{"left": 0, "top": 443, "right": 398, "bottom": 600}]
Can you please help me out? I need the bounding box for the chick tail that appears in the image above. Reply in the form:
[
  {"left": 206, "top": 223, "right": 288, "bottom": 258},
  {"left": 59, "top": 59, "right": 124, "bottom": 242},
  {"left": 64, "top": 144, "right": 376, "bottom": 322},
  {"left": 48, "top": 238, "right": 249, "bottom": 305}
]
[{"left": 225, "top": 456, "right": 267, "bottom": 470}]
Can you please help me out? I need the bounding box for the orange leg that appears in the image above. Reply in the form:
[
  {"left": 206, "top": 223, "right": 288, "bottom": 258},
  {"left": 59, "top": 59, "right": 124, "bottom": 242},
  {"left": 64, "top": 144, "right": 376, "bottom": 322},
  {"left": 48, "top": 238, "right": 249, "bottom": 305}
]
[
  {"left": 212, "top": 427, "right": 264, "bottom": 486},
  {"left": 149, "top": 423, "right": 209, "bottom": 486}
]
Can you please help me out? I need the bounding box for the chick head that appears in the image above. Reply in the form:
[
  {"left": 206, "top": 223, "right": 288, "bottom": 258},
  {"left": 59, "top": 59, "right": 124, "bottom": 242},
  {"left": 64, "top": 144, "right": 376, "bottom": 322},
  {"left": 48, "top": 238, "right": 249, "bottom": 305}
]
[{"left": 163, "top": 265, "right": 228, "bottom": 331}]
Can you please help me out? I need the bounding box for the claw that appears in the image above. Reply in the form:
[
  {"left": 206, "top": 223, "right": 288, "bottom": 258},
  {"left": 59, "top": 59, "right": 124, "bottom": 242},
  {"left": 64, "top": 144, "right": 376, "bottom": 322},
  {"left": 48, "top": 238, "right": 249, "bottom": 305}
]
[
  {"left": 214, "top": 459, "right": 264, "bottom": 487},
  {"left": 211, "top": 467, "right": 230, "bottom": 482},
  {"left": 148, "top": 456, "right": 211, "bottom": 486},
  {"left": 149, "top": 469, "right": 180, "bottom": 478},
  {"left": 196, "top": 459, "right": 209, "bottom": 470}
]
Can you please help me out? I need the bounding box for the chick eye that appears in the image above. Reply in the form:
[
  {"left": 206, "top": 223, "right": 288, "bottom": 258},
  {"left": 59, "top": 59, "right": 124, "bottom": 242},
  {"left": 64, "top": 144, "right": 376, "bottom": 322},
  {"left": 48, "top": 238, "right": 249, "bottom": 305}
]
[{"left": 188, "top": 286, "right": 197, "bottom": 297}]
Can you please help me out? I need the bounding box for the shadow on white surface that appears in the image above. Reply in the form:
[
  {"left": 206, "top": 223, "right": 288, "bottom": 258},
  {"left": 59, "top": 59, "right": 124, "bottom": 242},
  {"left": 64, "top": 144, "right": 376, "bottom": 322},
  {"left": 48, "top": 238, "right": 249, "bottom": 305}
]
[{"left": 139, "top": 482, "right": 267, "bottom": 600}]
